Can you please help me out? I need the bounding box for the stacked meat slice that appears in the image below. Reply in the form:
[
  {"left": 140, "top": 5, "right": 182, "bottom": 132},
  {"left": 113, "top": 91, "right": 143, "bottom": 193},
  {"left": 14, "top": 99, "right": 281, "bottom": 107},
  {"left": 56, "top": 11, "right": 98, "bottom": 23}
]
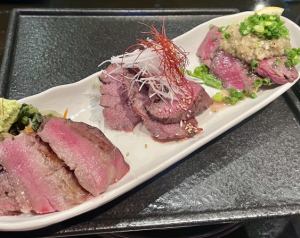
[
  {"left": 100, "top": 64, "right": 141, "bottom": 131},
  {"left": 197, "top": 26, "right": 298, "bottom": 89},
  {"left": 0, "top": 118, "right": 129, "bottom": 215},
  {"left": 99, "top": 65, "right": 212, "bottom": 142}
]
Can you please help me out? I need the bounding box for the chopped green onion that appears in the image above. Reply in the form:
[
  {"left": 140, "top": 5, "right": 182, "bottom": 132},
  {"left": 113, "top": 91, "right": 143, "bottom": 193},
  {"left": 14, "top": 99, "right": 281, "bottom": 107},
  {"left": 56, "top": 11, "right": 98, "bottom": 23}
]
[
  {"left": 250, "top": 60, "right": 259, "bottom": 70},
  {"left": 212, "top": 92, "right": 225, "bottom": 103},
  {"left": 224, "top": 32, "right": 231, "bottom": 39},
  {"left": 212, "top": 87, "right": 261, "bottom": 105},
  {"left": 224, "top": 96, "right": 240, "bottom": 105},
  {"left": 219, "top": 26, "right": 231, "bottom": 40},
  {"left": 212, "top": 88, "right": 245, "bottom": 105},
  {"left": 239, "top": 13, "right": 288, "bottom": 39},
  {"left": 228, "top": 88, "right": 245, "bottom": 100},
  {"left": 254, "top": 78, "right": 272, "bottom": 91},
  {"left": 285, "top": 48, "right": 300, "bottom": 67},
  {"left": 246, "top": 92, "right": 257, "bottom": 99}
]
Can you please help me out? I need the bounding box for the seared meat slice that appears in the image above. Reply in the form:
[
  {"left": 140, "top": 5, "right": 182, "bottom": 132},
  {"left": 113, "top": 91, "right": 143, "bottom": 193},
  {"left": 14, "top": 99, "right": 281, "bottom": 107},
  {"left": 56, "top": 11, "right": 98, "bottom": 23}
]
[
  {"left": 256, "top": 57, "right": 298, "bottom": 84},
  {"left": 143, "top": 117, "right": 201, "bottom": 142},
  {"left": 130, "top": 87, "right": 202, "bottom": 142},
  {"left": 38, "top": 117, "right": 129, "bottom": 196},
  {"left": 210, "top": 51, "right": 254, "bottom": 90},
  {"left": 145, "top": 81, "right": 212, "bottom": 124},
  {"left": 0, "top": 170, "right": 20, "bottom": 215},
  {"left": 100, "top": 63, "right": 211, "bottom": 141},
  {"left": 99, "top": 64, "right": 141, "bottom": 131},
  {"left": 0, "top": 133, "right": 88, "bottom": 214},
  {"left": 197, "top": 26, "right": 222, "bottom": 67},
  {"left": 66, "top": 119, "right": 129, "bottom": 181}
]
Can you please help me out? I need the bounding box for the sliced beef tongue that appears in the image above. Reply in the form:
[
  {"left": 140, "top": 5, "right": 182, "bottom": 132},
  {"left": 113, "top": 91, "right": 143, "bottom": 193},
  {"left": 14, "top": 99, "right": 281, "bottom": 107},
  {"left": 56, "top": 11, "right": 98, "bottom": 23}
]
[
  {"left": 145, "top": 81, "right": 212, "bottom": 124},
  {"left": 0, "top": 170, "right": 20, "bottom": 215},
  {"left": 99, "top": 64, "right": 141, "bottom": 131},
  {"left": 129, "top": 85, "right": 203, "bottom": 142},
  {"left": 100, "top": 65, "right": 211, "bottom": 141},
  {"left": 210, "top": 50, "right": 254, "bottom": 90},
  {"left": 143, "top": 118, "right": 201, "bottom": 142},
  {"left": 0, "top": 133, "right": 88, "bottom": 214},
  {"left": 256, "top": 56, "right": 298, "bottom": 84},
  {"left": 38, "top": 117, "right": 129, "bottom": 196},
  {"left": 197, "top": 26, "right": 222, "bottom": 67},
  {"left": 66, "top": 119, "right": 129, "bottom": 181}
]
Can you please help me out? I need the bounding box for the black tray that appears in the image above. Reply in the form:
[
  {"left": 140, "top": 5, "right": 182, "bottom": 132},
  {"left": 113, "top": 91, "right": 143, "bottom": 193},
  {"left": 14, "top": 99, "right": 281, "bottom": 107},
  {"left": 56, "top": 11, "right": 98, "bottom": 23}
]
[{"left": 0, "top": 8, "right": 300, "bottom": 237}]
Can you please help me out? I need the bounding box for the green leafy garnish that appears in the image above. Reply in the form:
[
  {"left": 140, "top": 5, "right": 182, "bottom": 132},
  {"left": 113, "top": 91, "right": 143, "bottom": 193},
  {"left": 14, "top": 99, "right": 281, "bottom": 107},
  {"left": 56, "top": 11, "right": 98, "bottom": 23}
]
[
  {"left": 285, "top": 48, "right": 300, "bottom": 67},
  {"left": 9, "top": 104, "right": 43, "bottom": 135},
  {"left": 239, "top": 14, "right": 288, "bottom": 39},
  {"left": 187, "top": 65, "right": 223, "bottom": 89}
]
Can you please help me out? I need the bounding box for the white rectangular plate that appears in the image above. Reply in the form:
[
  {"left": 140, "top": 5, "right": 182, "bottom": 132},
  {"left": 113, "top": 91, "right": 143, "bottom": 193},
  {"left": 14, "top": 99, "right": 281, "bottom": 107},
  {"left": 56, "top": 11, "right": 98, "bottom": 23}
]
[{"left": 0, "top": 11, "right": 299, "bottom": 231}]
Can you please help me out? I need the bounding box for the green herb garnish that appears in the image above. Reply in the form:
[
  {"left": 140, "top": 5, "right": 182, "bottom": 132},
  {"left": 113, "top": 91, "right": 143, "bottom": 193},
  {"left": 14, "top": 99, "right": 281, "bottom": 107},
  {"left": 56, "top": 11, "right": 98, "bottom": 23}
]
[
  {"left": 9, "top": 104, "right": 43, "bottom": 135},
  {"left": 285, "top": 48, "right": 300, "bottom": 67},
  {"left": 239, "top": 14, "right": 288, "bottom": 39},
  {"left": 187, "top": 65, "right": 223, "bottom": 89}
]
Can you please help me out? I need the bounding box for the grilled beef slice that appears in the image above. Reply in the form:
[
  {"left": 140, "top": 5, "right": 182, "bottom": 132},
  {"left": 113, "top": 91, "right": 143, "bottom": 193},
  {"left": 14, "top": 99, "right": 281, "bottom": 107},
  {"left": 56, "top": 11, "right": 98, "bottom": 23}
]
[
  {"left": 0, "top": 170, "right": 20, "bottom": 215},
  {"left": 256, "top": 56, "right": 298, "bottom": 84},
  {"left": 0, "top": 133, "right": 88, "bottom": 214},
  {"left": 145, "top": 81, "right": 212, "bottom": 124},
  {"left": 38, "top": 117, "right": 129, "bottom": 196},
  {"left": 210, "top": 50, "right": 254, "bottom": 90},
  {"left": 99, "top": 64, "right": 141, "bottom": 131},
  {"left": 129, "top": 85, "right": 204, "bottom": 142},
  {"left": 196, "top": 26, "right": 222, "bottom": 67}
]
